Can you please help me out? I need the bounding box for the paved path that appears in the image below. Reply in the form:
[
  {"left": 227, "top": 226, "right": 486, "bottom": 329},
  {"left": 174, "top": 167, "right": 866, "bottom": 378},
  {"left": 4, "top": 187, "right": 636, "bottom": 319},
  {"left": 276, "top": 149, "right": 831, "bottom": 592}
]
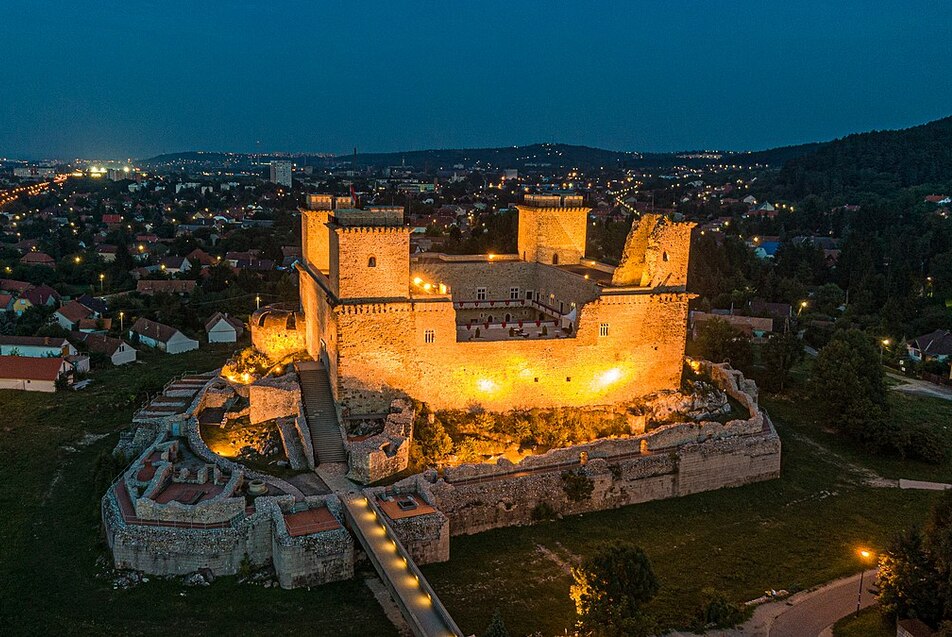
[
  {"left": 666, "top": 570, "right": 878, "bottom": 637},
  {"left": 886, "top": 372, "right": 952, "bottom": 401}
]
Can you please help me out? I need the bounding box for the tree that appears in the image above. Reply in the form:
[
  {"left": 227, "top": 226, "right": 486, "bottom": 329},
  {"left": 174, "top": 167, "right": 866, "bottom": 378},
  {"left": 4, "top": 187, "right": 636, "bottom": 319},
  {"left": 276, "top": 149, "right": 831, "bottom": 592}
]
[
  {"left": 763, "top": 331, "right": 804, "bottom": 392},
  {"left": 810, "top": 329, "right": 889, "bottom": 442},
  {"left": 878, "top": 527, "right": 944, "bottom": 626},
  {"left": 696, "top": 318, "right": 753, "bottom": 372},
  {"left": 482, "top": 609, "right": 510, "bottom": 637},
  {"left": 571, "top": 543, "right": 659, "bottom": 637},
  {"left": 413, "top": 409, "right": 454, "bottom": 467}
]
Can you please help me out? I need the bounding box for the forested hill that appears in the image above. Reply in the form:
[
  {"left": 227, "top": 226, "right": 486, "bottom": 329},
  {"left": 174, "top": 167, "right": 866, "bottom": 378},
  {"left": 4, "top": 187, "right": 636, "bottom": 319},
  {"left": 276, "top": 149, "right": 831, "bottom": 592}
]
[{"left": 769, "top": 116, "right": 952, "bottom": 200}]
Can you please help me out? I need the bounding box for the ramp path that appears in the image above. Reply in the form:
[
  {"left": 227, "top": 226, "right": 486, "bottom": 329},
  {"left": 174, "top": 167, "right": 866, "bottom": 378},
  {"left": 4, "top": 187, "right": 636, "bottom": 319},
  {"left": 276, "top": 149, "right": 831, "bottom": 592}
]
[
  {"left": 341, "top": 493, "right": 463, "bottom": 637},
  {"left": 296, "top": 361, "right": 348, "bottom": 464}
]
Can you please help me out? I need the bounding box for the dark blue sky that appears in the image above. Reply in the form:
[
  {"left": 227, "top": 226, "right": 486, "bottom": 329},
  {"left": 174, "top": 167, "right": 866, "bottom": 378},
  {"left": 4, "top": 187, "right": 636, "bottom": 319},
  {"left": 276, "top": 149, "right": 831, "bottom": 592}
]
[{"left": 3, "top": 1, "right": 951, "bottom": 159}]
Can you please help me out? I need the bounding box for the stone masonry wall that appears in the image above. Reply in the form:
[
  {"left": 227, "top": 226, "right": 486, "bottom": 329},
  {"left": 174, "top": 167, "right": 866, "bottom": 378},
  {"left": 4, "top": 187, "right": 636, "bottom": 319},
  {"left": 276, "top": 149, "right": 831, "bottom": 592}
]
[{"left": 329, "top": 291, "right": 690, "bottom": 413}]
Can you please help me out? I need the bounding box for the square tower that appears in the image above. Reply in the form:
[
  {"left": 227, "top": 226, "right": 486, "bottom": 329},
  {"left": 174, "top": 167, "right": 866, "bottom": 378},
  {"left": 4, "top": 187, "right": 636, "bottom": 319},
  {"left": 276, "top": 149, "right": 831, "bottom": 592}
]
[
  {"left": 516, "top": 194, "right": 591, "bottom": 265},
  {"left": 328, "top": 206, "right": 410, "bottom": 300}
]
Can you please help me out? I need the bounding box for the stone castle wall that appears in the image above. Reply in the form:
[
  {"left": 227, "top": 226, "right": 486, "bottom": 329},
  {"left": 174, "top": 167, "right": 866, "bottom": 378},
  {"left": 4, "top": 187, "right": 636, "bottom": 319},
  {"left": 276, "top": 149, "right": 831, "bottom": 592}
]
[
  {"left": 330, "top": 226, "right": 411, "bottom": 299},
  {"left": 321, "top": 290, "right": 690, "bottom": 413},
  {"left": 516, "top": 203, "right": 589, "bottom": 265}
]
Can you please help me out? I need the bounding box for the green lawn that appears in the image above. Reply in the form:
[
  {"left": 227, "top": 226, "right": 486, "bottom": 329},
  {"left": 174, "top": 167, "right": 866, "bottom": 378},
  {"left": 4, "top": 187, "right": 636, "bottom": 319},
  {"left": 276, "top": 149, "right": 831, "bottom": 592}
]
[
  {"left": 763, "top": 390, "right": 952, "bottom": 483},
  {"left": 422, "top": 407, "right": 943, "bottom": 635},
  {"left": 0, "top": 344, "right": 397, "bottom": 636},
  {"left": 833, "top": 605, "right": 894, "bottom": 637}
]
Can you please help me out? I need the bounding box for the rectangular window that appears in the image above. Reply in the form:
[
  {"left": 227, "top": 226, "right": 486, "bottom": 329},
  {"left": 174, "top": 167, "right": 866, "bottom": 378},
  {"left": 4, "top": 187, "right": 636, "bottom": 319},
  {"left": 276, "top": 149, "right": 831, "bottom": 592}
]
[
  {"left": 424, "top": 329, "right": 435, "bottom": 344},
  {"left": 599, "top": 323, "right": 610, "bottom": 337},
  {"left": 525, "top": 290, "right": 534, "bottom": 301},
  {"left": 509, "top": 287, "right": 520, "bottom": 300},
  {"left": 476, "top": 287, "right": 487, "bottom": 301}
]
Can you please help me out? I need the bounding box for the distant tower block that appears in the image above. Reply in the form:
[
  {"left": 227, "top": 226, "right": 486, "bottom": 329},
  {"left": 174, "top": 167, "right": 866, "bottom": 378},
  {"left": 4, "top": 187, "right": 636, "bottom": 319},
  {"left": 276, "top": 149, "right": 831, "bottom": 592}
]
[
  {"left": 269, "top": 160, "right": 292, "bottom": 188},
  {"left": 516, "top": 194, "right": 590, "bottom": 265}
]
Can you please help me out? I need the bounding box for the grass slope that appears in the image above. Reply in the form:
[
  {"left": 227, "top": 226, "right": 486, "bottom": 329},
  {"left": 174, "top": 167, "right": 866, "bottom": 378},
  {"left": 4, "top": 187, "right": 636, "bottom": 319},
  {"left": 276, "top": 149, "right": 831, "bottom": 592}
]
[{"left": 0, "top": 344, "right": 396, "bottom": 636}]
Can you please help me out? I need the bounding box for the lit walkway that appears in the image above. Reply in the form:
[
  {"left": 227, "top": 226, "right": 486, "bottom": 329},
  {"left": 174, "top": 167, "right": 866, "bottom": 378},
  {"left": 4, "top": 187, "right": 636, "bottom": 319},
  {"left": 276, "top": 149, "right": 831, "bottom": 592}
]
[{"left": 341, "top": 494, "right": 463, "bottom": 637}]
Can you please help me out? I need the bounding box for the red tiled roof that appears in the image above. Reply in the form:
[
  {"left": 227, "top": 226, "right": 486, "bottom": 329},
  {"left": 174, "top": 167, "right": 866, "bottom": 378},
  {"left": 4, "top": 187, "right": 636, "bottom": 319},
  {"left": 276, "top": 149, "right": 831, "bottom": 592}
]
[
  {"left": 0, "top": 355, "right": 66, "bottom": 381},
  {"left": 20, "top": 252, "right": 55, "bottom": 266},
  {"left": 56, "top": 299, "right": 94, "bottom": 324}
]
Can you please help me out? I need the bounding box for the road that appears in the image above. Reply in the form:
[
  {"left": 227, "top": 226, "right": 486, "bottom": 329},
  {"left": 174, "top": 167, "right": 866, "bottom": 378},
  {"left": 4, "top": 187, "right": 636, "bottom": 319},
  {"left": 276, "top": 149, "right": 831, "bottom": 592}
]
[
  {"left": 667, "top": 569, "right": 878, "bottom": 637},
  {"left": 0, "top": 174, "right": 66, "bottom": 208},
  {"left": 887, "top": 372, "right": 952, "bottom": 401},
  {"left": 767, "top": 569, "right": 878, "bottom": 637}
]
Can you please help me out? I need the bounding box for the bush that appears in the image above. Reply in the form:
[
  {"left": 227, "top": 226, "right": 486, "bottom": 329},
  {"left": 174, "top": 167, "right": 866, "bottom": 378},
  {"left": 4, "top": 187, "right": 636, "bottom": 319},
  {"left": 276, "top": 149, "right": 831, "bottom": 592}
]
[
  {"left": 693, "top": 588, "right": 747, "bottom": 629},
  {"left": 561, "top": 468, "right": 594, "bottom": 502},
  {"left": 531, "top": 502, "right": 557, "bottom": 521},
  {"left": 571, "top": 543, "right": 659, "bottom": 636}
]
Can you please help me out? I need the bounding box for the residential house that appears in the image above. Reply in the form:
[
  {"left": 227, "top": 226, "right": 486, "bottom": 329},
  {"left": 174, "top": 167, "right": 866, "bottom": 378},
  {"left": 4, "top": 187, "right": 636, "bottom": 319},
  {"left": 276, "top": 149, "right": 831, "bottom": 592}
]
[
  {"left": 136, "top": 279, "right": 197, "bottom": 295},
  {"left": 205, "top": 312, "right": 244, "bottom": 343},
  {"left": 75, "top": 293, "right": 108, "bottom": 315},
  {"left": 0, "top": 335, "right": 77, "bottom": 358},
  {"left": 0, "top": 356, "right": 71, "bottom": 392},
  {"left": 23, "top": 284, "right": 60, "bottom": 308},
  {"left": 689, "top": 311, "right": 774, "bottom": 339},
  {"left": 20, "top": 251, "right": 55, "bottom": 268},
  {"left": 70, "top": 331, "right": 136, "bottom": 366},
  {"left": 0, "top": 294, "right": 12, "bottom": 313},
  {"left": 77, "top": 317, "right": 112, "bottom": 333},
  {"left": 97, "top": 244, "right": 118, "bottom": 262},
  {"left": 129, "top": 317, "right": 199, "bottom": 354},
  {"left": 159, "top": 256, "right": 191, "bottom": 274},
  {"left": 906, "top": 330, "right": 952, "bottom": 362},
  {"left": 53, "top": 299, "right": 96, "bottom": 330},
  {"left": 186, "top": 248, "right": 217, "bottom": 268}
]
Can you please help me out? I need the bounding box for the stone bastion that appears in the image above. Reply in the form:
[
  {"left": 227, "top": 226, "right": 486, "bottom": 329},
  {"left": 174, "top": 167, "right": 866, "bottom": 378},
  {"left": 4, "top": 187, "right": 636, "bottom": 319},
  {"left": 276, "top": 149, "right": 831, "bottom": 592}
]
[{"left": 103, "top": 359, "right": 780, "bottom": 586}]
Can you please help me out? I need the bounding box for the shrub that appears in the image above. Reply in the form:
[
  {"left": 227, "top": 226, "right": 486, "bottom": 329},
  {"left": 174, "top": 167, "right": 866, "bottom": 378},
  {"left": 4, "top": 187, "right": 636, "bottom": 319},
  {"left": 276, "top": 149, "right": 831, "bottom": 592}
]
[
  {"left": 561, "top": 468, "right": 594, "bottom": 502},
  {"left": 693, "top": 588, "right": 747, "bottom": 629},
  {"left": 531, "top": 502, "right": 557, "bottom": 521},
  {"left": 571, "top": 543, "right": 659, "bottom": 636}
]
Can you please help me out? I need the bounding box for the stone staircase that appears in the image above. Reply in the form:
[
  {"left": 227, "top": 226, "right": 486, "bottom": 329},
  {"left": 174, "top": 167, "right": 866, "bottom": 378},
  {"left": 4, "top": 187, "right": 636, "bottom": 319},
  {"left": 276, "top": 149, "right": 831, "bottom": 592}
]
[{"left": 297, "top": 362, "right": 348, "bottom": 465}]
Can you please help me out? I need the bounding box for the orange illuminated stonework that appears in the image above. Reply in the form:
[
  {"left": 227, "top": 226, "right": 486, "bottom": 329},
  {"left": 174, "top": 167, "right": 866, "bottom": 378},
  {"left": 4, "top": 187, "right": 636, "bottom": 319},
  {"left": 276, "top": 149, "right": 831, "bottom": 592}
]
[{"left": 280, "top": 194, "right": 694, "bottom": 414}]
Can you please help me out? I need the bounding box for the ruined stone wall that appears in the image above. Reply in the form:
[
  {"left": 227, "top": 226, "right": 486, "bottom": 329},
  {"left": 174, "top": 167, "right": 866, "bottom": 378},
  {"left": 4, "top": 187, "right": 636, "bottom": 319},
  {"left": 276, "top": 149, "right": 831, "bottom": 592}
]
[
  {"left": 347, "top": 400, "right": 414, "bottom": 484},
  {"left": 250, "top": 309, "right": 307, "bottom": 361},
  {"left": 271, "top": 497, "right": 354, "bottom": 589},
  {"left": 612, "top": 215, "right": 694, "bottom": 289},
  {"left": 330, "top": 227, "right": 411, "bottom": 300},
  {"left": 248, "top": 372, "right": 301, "bottom": 424},
  {"left": 422, "top": 422, "right": 780, "bottom": 537},
  {"left": 331, "top": 291, "right": 691, "bottom": 413}
]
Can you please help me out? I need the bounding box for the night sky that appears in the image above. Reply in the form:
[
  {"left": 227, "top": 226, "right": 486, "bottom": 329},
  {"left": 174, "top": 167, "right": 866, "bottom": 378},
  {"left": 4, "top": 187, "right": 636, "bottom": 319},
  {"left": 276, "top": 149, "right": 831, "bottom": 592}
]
[{"left": 3, "top": 1, "right": 951, "bottom": 159}]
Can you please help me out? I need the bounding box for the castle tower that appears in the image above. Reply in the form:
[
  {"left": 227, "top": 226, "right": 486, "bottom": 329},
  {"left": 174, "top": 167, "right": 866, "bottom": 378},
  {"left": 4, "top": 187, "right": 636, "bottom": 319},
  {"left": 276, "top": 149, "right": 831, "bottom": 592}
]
[
  {"left": 328, "top": 205, "right": 410, "bottom": 300},
  {"left": 301, "top": 194, "right": 334, "bottom": 274},
  {"left": 516, "top": 194, "right": 591, "bottom": 265},
  {"left": 611, "top": 214, "right": 694, "bottom": 289}
]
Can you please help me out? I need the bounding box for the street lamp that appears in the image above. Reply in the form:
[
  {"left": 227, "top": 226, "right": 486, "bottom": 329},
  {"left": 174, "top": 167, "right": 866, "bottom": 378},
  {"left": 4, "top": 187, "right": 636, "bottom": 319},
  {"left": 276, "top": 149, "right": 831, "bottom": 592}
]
[
  {"left": 880, "top": 339, "right": 891, "bottom": 364},
  {"left": 856, "top": 548, "right": 875, "bottom": 616},
  {"left": 255, "top": 295, "right": 261, "bottom": 310},
  {"left": 797, "top": 300, "right": 808, "bottom": 316},
  {"left": 99, "top": 272, "right": 105, "bottom": 292},
  {"left": 119, "top": 311, "right": 124, "bottom": 331}
]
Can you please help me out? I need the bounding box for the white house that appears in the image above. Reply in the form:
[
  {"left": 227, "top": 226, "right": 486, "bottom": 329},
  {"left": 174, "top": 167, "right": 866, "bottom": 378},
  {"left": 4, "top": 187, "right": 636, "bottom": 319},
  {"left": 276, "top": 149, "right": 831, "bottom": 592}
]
[
  {"left": 53, "top": 299, "right": 96, "bottom": 331},
  {"left": 70, "top": 332, "right": 137, "bottom": 366},
  {"left": 205, "top": 312, "right": 244, "bottom": 343},
  {"left": 159, "top": 256, "right": 191, "bottom": 275},
  {"left": 0, "top": 335, "right": 77, "bottom": 358},
  {"left": 0, "top": 356, "right": 70, "bottom": 392},
  {"left": 129, "top": 318, "right": 198, "bottom": 354}
]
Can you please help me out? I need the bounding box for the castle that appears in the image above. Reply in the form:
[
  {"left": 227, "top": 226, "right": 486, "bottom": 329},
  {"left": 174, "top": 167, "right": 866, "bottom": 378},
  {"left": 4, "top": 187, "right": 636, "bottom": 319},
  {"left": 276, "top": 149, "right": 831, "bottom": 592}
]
[{"left": 295, "top": 193, "right": 695, "bottom": 414}]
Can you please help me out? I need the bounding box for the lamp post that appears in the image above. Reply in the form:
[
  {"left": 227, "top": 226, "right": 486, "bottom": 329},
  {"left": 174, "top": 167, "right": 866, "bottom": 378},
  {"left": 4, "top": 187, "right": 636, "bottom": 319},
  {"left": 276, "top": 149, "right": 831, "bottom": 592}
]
[
  {"left": 255, "top": 295, "right": 261, "bottom": 310},
  {"left": 880, "top": 339, "right": 891, "bottom": 364},
  {"left": 119, "top": 311, "right": 124, "bottom": 331},
  {"left": 99, "top": 272, "right": 105, "bottom": 292},
  {"left": 856, "top": 548, "right": 873, "bottom": 616},
  {"left": 797, "top": 300, "right": 808, "bottom": 316}
]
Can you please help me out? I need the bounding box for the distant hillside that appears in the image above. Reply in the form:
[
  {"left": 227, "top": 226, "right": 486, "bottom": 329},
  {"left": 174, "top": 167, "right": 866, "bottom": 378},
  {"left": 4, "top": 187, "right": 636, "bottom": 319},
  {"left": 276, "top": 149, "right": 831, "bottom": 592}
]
[{"left": 770, "top": 116, "right": 952, "bottom": 199}]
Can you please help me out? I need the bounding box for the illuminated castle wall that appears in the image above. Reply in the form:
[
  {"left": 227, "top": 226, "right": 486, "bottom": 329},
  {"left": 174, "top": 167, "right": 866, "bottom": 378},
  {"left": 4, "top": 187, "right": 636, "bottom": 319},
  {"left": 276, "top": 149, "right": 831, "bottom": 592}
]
[{"left": 294, "top": 194, "right": 694, "bottom": 413}]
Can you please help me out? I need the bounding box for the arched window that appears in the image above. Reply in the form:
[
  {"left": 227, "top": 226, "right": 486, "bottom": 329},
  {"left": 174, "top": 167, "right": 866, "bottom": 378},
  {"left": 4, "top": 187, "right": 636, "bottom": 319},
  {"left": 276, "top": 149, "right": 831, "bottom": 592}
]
[
  {"left": 552, "top": 253, "right": 559, "bottom": 265},
  {"left": 368, "top": 256, "right": 377, "bottom": 267}
]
